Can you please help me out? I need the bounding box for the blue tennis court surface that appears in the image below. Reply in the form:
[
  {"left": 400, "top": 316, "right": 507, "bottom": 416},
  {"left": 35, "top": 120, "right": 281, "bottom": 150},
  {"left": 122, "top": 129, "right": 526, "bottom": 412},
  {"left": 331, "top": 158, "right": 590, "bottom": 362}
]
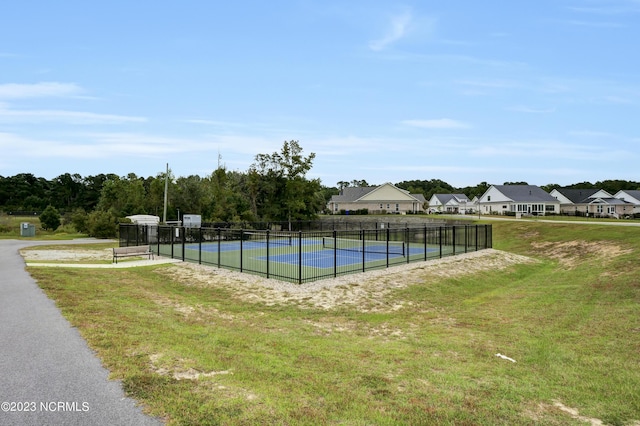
[
  {"left": 259, "top": 247, "right": 437, "bottom": 268},
  {"left": 184, "top": 240, "right": 438, "bottom": 268},
  {"left": 185, "top": 239, "right": 318, "bottom": 252}
]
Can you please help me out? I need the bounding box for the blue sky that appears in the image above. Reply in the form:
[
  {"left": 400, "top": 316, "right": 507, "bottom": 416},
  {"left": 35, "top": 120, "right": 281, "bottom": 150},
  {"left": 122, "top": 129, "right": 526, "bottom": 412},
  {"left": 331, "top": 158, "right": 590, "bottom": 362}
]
[{"left": 1, "top": 1, "right": 639, "bottom": 188}]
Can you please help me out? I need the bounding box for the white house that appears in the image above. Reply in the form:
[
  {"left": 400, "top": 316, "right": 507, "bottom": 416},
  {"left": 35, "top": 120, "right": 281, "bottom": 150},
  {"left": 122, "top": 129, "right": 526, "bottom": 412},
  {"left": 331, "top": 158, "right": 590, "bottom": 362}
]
[
  {"left": 428, "top": 194, "right": 471, "bottom": 214},
  {"left": 614, "top": 190, "right": 640, "bottom": 214},
  {"left": 478, "top": 185, "right": 560, "bottom": 216},
  {"left": 550, "top": 188, "right": 634, "bottom": 218},
  {"left": 327, "top": 183, "right": 426, "bottom": 214}
]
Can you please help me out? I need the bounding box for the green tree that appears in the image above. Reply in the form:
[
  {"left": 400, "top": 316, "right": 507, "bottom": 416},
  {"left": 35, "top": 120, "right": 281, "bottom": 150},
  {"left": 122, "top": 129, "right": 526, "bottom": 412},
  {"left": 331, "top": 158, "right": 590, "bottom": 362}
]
[
  {"left": 250, "top": 140, "right": 321, "bottom": 228},
  {"left": 51, "top": 173, "right": 83, "bottom": 210},
  {"left": 40, "top": 205, "right": 61, "bottom": 231},
  {"left": 70, "top": 208, "right": 89, "bottom": 234},
  {"left": 96, "top": 174, "right": 147, "bottom": 217},
  {"left": 173, "top": 175, "right": 211, "bottom": 218}
]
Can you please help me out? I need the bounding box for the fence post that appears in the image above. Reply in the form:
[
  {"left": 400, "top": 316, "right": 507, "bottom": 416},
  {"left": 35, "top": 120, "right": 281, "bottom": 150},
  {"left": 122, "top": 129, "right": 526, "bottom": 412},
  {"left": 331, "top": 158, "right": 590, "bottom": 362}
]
[
  {"left": 217, "top": 228, "right": 221, "bottom": 268},
  {"left": 475, "top": 225, "right": 479, "bottom": 251},
  {"left": 453, "top": 226, "right": 456, "bottom": 256},
  {"left": 266, "top": 230, "right": 270, "bottom": 279},
  {"left": 171, "top": 225, "right": 175, "bottom": 259},
  {"left": 386, "top": 227, "right": 390, "bottom": 268},
  {"left": 298, "top": 231, "right": 303, "bottom": 284},
  {"left": 361, "top": 229, "right": 365, "bottom": 273},
  {"left": 424, "top": 226, "right": 427, "bottom": 261},
  {"left": 181, "top": 227, "right": 185, "bottom": 262},
  {"left": 333, "top": 230, "right": 337, "bottom": 278},
  {"left": 464, "top": 225, "right": 468, "bottom": 253},
  {"left": 198, "top": 227, "right": 202, "bottom": 264},
  {"left": 406, "top": 227, "right": 410, "bottom": 264},
  {"left": 240, "top": 229, "right": 244, "bottom": 272},
  {"left": 439, "top": 226, "right": 443, "bottom": 258}
]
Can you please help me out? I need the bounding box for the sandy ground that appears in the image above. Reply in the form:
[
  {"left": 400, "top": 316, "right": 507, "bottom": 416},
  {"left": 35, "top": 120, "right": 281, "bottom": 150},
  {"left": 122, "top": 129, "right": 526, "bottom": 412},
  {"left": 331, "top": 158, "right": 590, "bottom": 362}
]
[
  {"left": 21, "top": 247, "right": 114, "bottom": 261},
  {"left": 22, "top": 247, "right": 535, "bottom": 312},
  {"left": 152, "top": 249, "right": 536, "bottom": 312}
]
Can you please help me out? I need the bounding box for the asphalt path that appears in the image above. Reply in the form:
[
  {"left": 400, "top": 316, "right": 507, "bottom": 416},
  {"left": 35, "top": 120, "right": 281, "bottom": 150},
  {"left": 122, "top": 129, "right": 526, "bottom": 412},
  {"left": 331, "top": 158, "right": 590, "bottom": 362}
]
[{"left": 0, "top": 239, "right": 163, "bottom": 426}]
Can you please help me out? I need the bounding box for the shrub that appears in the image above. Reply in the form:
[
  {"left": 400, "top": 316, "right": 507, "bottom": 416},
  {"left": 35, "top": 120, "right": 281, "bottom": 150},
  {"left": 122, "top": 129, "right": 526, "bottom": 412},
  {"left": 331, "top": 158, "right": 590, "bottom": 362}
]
[
  {"left": 40, "top": 205, "right": 61, "bottom": 231},
  {"left": 87, "top": 210, "right": 118, "bottom": 238},
  {"left": 70, "top": 209, "right": 89, "bottom": 233}
]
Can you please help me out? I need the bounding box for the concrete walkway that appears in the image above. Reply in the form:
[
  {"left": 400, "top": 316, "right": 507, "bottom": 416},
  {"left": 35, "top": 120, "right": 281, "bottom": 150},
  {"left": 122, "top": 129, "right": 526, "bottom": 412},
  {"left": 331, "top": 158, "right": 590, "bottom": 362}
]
[{"left": 0, "top": 239, "right": 164, "bottom": 426}]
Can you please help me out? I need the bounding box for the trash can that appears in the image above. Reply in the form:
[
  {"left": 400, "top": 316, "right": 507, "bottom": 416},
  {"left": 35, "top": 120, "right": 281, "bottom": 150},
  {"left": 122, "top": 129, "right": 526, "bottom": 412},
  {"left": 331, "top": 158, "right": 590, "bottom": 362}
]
[{"left": 20, "top": 222, "right": 36, "bottom": 237}]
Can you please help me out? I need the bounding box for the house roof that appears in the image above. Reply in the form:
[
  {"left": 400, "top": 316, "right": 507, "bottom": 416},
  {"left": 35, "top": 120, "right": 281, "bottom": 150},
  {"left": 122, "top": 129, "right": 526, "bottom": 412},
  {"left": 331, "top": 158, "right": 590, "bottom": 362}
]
[
  {"left": 432, "top": 194, "right": 470, "bottom": 204},
  {"left": 329, "top": 183, "right": 425, "bottom": 203},
  {"left": 616, "top": 190, "right": 640, "bottom": 204},
  {"left": 589, "top": 197, "right": 634, "bottom": 206},
  {"left": 554, "top": 188, "right": 600, "bottom": 204},
  {"left": 492, "top": 185, "right": 558, "bottom": 202},
  {"left": 330, "top": 186, "right": 376, "bottom": 202}
]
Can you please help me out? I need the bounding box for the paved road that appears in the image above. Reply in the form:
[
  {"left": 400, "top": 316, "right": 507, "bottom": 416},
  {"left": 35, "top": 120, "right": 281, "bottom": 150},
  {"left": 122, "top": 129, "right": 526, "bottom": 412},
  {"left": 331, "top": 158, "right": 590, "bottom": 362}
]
[{"left": 0, "top": 239, "right": 163, "bottom": 426}]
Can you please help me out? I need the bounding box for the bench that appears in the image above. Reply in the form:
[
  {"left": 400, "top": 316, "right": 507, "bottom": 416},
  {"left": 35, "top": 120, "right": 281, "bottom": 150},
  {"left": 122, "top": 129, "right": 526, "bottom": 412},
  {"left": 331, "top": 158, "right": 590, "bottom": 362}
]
[{"left": 112, "top": 245, "right": 154, "bottom": 264}]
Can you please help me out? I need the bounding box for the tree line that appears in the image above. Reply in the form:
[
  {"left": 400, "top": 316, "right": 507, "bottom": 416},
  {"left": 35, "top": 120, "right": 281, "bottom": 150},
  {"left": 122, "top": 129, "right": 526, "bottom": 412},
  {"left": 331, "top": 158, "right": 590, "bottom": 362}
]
[{"left": 2, "top": 140, "right": 639, "bottom": 237}]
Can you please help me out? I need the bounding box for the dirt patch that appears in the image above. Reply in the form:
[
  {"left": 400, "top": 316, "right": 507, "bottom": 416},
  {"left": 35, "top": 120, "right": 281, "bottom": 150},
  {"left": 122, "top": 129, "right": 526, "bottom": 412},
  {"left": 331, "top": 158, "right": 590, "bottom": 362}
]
[
  {"left": 149, "top": 353, "right": 233, "bottom": 381},
  {"left": 530, "top": 240, "right": 632, "bottom": 269},
  {"left": 154, "top": 249, "right": 536, "bottom": 312},
  {"left": 142, "top": 290, "right": 236, "bottom": 322},
  {"left": 20, "top": 248, "right": 112, "bottom": 261},
  {"left": 148, "top": 353, "right": 258, "bottom": 400}
]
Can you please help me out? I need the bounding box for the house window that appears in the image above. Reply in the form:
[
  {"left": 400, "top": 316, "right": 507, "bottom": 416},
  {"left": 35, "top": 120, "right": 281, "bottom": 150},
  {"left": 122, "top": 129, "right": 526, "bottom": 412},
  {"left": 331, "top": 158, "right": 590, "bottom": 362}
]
[
  {"left": 380, "top": 204, "right": 383, "bottom": 209},
  {"left": 395, "top": 203, "right": 399, "bottom": 211},
  {"left": 387, "top": 204, "right": 390, "bottom": 209},
  {"left": 487, "top": 196, "right": 491, "bottom": 201},
  {"left": 597, "top": 205, "right": 603, "bottom": 214}
]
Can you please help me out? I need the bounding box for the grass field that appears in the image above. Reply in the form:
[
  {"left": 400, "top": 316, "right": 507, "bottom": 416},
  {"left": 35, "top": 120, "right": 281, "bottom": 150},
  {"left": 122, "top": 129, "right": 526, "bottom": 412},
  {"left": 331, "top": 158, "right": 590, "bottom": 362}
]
[
  {"left": 0, "top": 214, "right": 86, "bottom": 240},
  {"left": 27, "top": 220, "right": 640, "bottom": 425}
]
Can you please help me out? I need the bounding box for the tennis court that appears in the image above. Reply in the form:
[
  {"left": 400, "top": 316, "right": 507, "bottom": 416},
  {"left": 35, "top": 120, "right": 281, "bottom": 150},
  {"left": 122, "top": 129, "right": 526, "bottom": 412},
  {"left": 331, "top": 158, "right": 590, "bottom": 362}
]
[
  {"left": 121, "top": 223, "right": 493, "bottom": 284},
  {"left": 260, "top": 246, "right": 437, "bottom": 268}
]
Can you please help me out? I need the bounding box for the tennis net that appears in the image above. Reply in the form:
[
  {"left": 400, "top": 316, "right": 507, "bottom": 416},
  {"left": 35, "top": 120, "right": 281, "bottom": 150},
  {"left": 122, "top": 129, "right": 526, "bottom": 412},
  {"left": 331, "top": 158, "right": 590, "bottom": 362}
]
[
  {"left": 228, "top": 231, "right": 293, "bottom": 246},
  {"left": 322, "top": 237, "right": 405, "bottom": 256}
]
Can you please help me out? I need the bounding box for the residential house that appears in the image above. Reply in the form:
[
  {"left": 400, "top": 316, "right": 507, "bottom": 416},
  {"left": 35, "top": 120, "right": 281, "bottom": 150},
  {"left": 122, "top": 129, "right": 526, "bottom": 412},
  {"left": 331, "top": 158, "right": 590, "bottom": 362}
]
[
  {"left": 550, "top": 188, "right": 634, "bottom": 218},
  {"left": 428, "top": 194, "right": 472, "bottom": 214},
  {"left": 614, "top": 190, "right": 640, "bottom": 215},
  {"left": 327, "top": 183, "right": 426, "bottom": 214},
  {"left": 477, "top": 185, "right": 560, "bottom": 216}
]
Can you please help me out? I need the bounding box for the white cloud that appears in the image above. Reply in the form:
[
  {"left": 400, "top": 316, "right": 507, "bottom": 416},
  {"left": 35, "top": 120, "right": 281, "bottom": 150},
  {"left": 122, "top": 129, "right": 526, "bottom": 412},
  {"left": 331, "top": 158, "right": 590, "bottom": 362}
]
[
  {"left": 0, "top": 82, "right": 82, "bottom": 99},
  {"left": 456, "top": 79, "right": 519, "bottom": 89},
  {"left": 369, "top": 10, "right": 413, "bottom": 51},
  {"left": 469, "top": 139, "right": 630, "bottom": 161},
  {"left": 401, "top": 118, "right": 470, "bottom": 129},
  {"left": 559, "top": 19, "right": 625, "bottom": 28},
  {"left": 508, "top": 105, "right": 556, "bottom": 113},
  {"left": 568, "top": 130, "right": 617, "bottom": 138},
  {"left": 0, "top": 106, "right": 146, "bottom": 124},
  {"left": 602, "top": 95, "right": 634, "bottom": 104}
]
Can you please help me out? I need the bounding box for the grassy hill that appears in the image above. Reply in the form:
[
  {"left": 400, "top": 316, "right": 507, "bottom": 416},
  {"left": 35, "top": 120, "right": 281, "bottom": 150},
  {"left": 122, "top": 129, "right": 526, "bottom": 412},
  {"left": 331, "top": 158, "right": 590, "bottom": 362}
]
[{"left": 28, "top": 220, "right": 640, "bottom": 425}]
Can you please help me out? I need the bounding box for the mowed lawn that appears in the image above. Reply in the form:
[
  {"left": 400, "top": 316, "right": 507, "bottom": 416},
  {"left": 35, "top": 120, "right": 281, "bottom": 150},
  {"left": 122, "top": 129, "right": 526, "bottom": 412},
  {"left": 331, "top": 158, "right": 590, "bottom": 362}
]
[{"left": 29, "top": 220, "right": 640, "bottom": 425}]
